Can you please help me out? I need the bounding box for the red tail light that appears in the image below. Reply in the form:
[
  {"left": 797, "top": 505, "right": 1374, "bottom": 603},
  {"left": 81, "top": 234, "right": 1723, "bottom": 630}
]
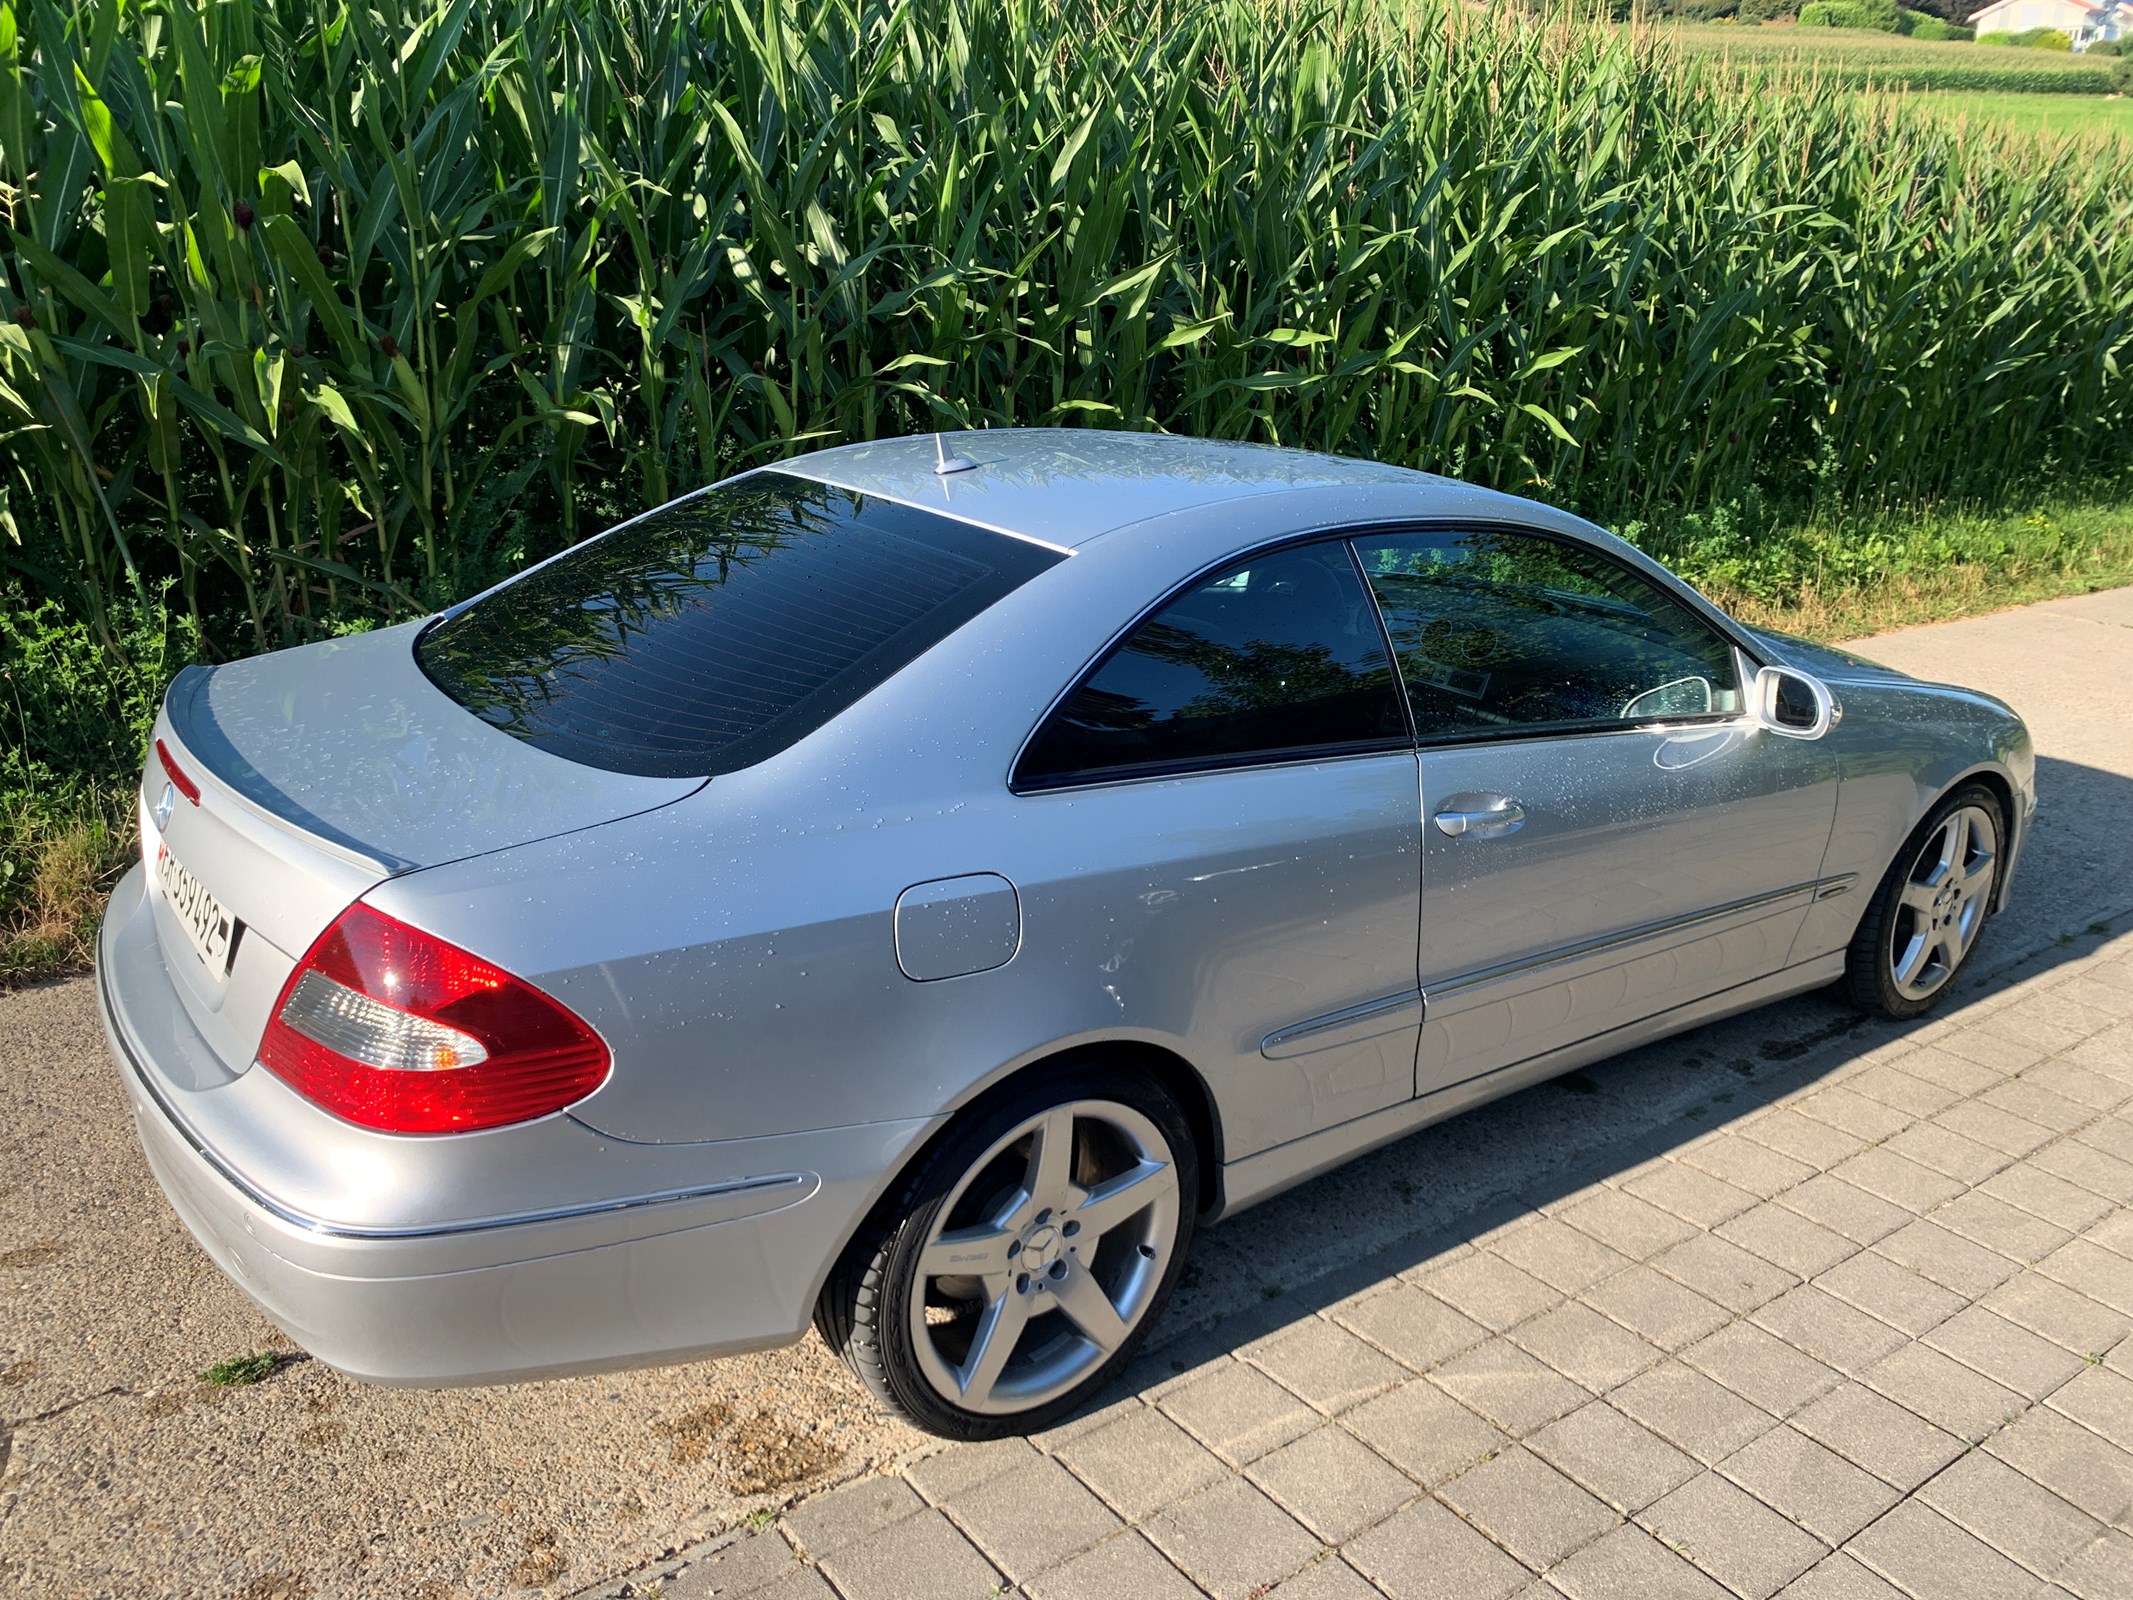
[
  {"left": 258, "top": 904, "right": 609, "bottom": 1134},
  {"left": 155, "top": 738, "right": 201, "bottom": 806}
]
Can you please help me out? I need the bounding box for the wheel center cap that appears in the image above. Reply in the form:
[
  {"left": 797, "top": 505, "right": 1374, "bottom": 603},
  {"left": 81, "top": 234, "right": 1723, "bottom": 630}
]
[{"left": 1019, "top": 1225, "right": 1063, "bottom": 1273}]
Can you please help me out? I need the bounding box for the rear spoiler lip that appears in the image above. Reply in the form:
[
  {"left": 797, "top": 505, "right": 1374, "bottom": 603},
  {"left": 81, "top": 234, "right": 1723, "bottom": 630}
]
[{"left": 162, "top": 665, "right": 408, "bottom": 875}]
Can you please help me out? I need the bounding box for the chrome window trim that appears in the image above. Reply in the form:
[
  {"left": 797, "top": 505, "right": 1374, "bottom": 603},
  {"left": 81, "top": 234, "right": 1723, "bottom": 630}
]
[{"left": 1261, "top": 989, "right": 1425, "bottom": 1055}]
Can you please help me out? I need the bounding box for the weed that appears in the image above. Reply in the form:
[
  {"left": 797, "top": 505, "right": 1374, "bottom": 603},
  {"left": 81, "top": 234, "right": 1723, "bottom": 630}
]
[{"left": 200, "top": 1352, "right": 288, "bottom": 1388}]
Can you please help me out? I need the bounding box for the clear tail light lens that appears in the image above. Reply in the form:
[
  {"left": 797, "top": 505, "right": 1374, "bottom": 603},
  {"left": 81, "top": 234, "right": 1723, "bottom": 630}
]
[{"left": 258, "top": 904, "right": 609, "bottom": 1133}]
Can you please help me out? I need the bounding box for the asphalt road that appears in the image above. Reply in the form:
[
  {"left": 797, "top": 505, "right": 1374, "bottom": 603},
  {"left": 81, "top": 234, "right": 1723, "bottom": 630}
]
[{"left": 2, "top": 587, "right": 2129, "bottom": 1600}]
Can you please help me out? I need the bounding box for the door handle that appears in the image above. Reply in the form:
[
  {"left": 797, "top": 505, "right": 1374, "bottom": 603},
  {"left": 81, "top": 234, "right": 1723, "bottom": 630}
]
[{"left": 1433, "top": 800, "right": 1526, "bottom": 838}]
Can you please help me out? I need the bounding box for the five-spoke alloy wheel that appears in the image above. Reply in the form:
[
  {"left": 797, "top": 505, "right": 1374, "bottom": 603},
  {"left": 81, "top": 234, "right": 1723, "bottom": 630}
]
[
  {"left": 818, "top": 1064, "right": 1197, "bottom": 1438},
  {"left": 1845, "top": 783, "right": 2005, "bottom": 1020}
]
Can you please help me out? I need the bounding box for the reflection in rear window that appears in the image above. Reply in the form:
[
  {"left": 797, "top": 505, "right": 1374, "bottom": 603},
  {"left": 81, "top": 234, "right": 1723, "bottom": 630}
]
[{"left": 416, "top": 473, "right": 1065, "bottom": 778}]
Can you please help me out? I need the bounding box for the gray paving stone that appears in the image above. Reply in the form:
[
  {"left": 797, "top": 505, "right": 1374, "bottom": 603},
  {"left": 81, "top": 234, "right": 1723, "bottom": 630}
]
[
  {"left": 783, "top": 1475, "right": 928, "bottom": 1557},
  {"left": 1527, "top": 1400, "right": 1699, "bottom": 1513},
  {"left": 2053, "top": 1531, "right": 2133, "bottom": 1600},
  {"left": 1982, "top": 1078, "right": 2093, "bottom": 1135},
  {"left": 819, "top": 1508, "right": 1003, "bottom": 1600},
  {"left": 1772, "top": 1553, "right": 1908, "bottom": 1599},
  {"left": 1160, "top": 1359, "right": 1322, "bottom": 1467},
  {"left": 904, "top": 1436, "right": 1042, "bottom": 1502},
  {"left": 1935, "top": 1099, "right": 2058, "bottom": 1159},
  {"left": 1547, "top": 1523, "right": 1731, "bottom": 1600},
  {"left": 1843, "top": 1500, "right": 2047, "bottom": 1600},
  {"left": 2049, "top": 1364, "right": 2133, "bottom": 1442},
  {"left": 730, "top": 1568, "right": 838, "bottom": 1600},
  {"left": 1620, "top": 1162, "right": 1761, "bottom": 1229},
  {"left": 1717, "top": 1426, "right": 1901, "bottom": 1546},
  {"left": 1881, "top": 1120, "right": 2007, "bottom": 1185},
  {"left": 2039, "top": 1238, "right": 2133, "bottom": 1317},
  {"left": 2086, "top": 1206, "right": 2133, "bottom": 1262},
  {"left": 1741, "top": 1110, "right": 1869, "bottom": 1173},
  {"left": 2031, "top": 1137, "right": 2133, "bottom": 1207},
  {"left": 1752, "top": 1285, "right": 1910, "bottom": 1377},
  {"left": 1796, "top": 1088, "right": 1915, "bottom": 1146},
  {"left": 1333, "top": 1284, "right": 1489, "bottom": 1372},
  {"left": 1141, "top": 1476, "right": 1321, "bottom": 1600},
  {"left": 941, "top": 1452, "right": 1125, "bottom": 1581},
  {"left": 1611, "top": 1360, "right": 1778, "bottom": 1465},
  {"left": 1247, "top": 1318, "right": 1409, "bottom": 1415},
  {"left": 1558, "top": 1186, "right": 1704, "bottom": 1260},
  {"left": 1344, "top": 1497, "right": 1534, "bottom": 1600},
  {"left": 1265, "top": 1554, "right": 1383, "bottom": 1600},
  {"left": 665, "top": 1531, "right": 810, "bottom": 1599},
  {"left": 1930, "top": 1190, "right": 2076, "bottom": 1264},
  {"left": 1681, "top": 1319, "right": 1842, "bottom": 1418},
  {"left": 1579, "top": 1265, "right": 1732, "bottom": 1352},
  {"left": 1813, "top": 1249, "right": 1969, "bottom": 1337},
  {"left": 1509, "top": 1300, "right": 1665, "bottom": 1392},
  {"left": 1417, "top": 1250, "right": 1564, "bottom": 1333},
  {"left": 1919, "top": 1446, "right": 2107, "bottom": 1580},
  {"left": 1248, "top": 1423, "right": 1416, "bottom": 1543},
  {"left": 1025, "top": 1531, "right": 1203, "bottom": 1600},
  {"left": 1983, "top": 1403, "right": 2133, "bottom": 1526},
  {"left": 1848, "top": 1064, "right": 1961, "bottom": 1119},
  {"left": 1776, "top": 1176, "right": 1915, "bottom": 1248},
  {"left": 1429, "top": 1338, "right": 1591, "bottom": 1436},
  {"left": 1054, "top": 1401, "right": 1228, "bottom": 1522},
  {"left": 1922, "top": 1305, "right": 2088, "bottom": 1400},
  {"left": 1904, "top": 1039, "right": 2019, "bottom": 1090},
  {"left": 1861, "top": 1340, "right": 2028, "bottom": 1441},
  {"left": 1682, "top": 1135, "right": 1817, "bottom": 1200},
  {"left": 1652, "top": 1233, "right": 1799, "bottom": 1314},
  {"left": 1983, "top": 1270, "right": 2133, "bottom": 1357},
  {"left": 1718, "top": 1203, "right": 1859, "bottom": 1279},
  {"left": 1438, "top": 1445, "right": 1620, "bottom": 1569},
  {"left": 2076, "top": 1116, "right": 2133, "bottom": 1168},
  {"left": 1638, "top": 1470, "right": 1826, "bottom": 1599},
  {"left": 1788, "top": 1382, "right": 1967, "bottom": 1491},
  {"left": 1341, "top": 1376, "right": 1510, "bottom": 1487},
  {"left": 1490, "top": 1217, "right": 1633, "bottom": 1295},
  {"left": 1874, "top": 1218, "right": 2023, "bottom": 1299},
  {"left": 1990, "top": 1156, "right": 2126, "bottom": 1227},
  {"left": 2026, "top": 1059, "right": 2132, "bottom": 1113},
  {"left": 1830, "top": 1145, "right": 1965, "bottom": 1212}
]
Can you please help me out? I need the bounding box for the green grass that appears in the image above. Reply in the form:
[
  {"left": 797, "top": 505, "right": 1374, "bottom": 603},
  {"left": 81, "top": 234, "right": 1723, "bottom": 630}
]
[
  {"left": 1900, "top": 91, "right": 2133, "bottom": 142},
  {"left": 1663, "top": 21, "right": 2117, "bottom": 91},
  {"left": 199, "top": 1352, "right": 287, "bottom": 1387}
]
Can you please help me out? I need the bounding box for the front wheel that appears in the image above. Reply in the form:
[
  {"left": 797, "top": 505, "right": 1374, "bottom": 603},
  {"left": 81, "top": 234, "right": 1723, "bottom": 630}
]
[
  {"left": 816, "top": 1065, "right": 1198, "bottom": 1439},
  {"left": 1843, "top": 784, "right": 2005, "bottom": 1020}
]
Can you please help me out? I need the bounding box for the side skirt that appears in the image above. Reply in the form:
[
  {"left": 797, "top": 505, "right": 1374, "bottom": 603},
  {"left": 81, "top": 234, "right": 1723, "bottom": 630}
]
[{"left": 1210, "top": 951, "right": 1847, "bottom": 1221}]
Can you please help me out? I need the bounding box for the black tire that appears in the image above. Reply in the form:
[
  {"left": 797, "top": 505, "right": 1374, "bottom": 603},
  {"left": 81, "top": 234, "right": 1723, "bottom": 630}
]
[
  {"left": 815, "top": 1062, "right": 1198, "bottom": 1440},
  {"left": 1842, "top": 782, "right": 2006, "bottom": 1020}
]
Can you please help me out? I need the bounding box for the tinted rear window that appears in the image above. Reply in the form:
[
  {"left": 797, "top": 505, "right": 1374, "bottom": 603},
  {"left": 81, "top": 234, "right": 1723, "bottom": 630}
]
[{"left": 417, "top": 473, "right": 1064, "bottom": 778}]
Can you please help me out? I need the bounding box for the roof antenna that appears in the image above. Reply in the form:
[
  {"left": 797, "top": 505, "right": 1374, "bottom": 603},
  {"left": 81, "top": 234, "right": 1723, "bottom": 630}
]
[{"left": 933, "top": 431, "right": 976, "bottom": 477}]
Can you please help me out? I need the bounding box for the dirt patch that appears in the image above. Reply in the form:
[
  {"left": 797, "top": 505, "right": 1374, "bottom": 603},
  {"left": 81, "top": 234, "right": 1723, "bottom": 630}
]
[
  {"left": 0, "top": 1357, "right": 33, "bottom": 1387},
  {"left": 508, "top": 1529, "right": 568, "bottom": 1589},
  {"left": 1, "top": 1241, "right": 67, "bottom": 1268},
  {"left": 230, "top": 1573, "right": 313, "bottom": 1600},
  {"left": 653, "top": 1401, "right": 733, "bottom": 1465},
  {"left": 721, "top": 1410, "right": 843, "bottom": 1496}
]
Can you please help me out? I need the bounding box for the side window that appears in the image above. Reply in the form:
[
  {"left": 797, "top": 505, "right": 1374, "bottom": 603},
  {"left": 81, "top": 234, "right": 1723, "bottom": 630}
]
[
  {"left": 1350, "top": 528, "right": 1742, "bottom": 742},
  {"left": 1016, "top": 542, "right": 1408, "bottom": 788}
]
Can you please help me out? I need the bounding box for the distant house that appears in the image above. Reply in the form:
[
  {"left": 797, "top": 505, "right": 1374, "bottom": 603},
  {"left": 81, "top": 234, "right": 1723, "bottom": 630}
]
[{"left": 1966, "top": 0, "right": 2128, "bottom": 48}]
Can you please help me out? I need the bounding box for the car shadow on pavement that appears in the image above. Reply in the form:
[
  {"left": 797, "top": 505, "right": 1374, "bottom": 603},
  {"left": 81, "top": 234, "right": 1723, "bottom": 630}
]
[{"left": 1087, "top": 751, "right": 2133, "bottom": 1415}]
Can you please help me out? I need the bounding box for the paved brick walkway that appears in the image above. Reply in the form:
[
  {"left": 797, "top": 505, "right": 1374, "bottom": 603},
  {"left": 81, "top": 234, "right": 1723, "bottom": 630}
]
[{"left": 606, "top": 920, "right": 2133, "bottom": 1600}]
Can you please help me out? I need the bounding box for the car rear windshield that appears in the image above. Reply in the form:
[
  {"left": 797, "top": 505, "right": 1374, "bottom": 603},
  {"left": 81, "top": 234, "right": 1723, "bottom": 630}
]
[{"left": 416, "top": 472, "right": 1065, "bottom": 778}]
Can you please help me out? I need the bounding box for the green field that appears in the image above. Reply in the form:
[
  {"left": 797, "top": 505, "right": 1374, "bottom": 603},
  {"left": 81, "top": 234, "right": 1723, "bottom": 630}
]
[
  {"left": 1904, "top": 90, "right": 2133, "bottom": 141},
  {"left": 1662, "top": 22, "right": 2117, "bottom": 92}
]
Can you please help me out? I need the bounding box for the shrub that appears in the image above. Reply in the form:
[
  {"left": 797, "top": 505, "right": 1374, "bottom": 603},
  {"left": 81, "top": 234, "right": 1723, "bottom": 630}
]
[
  {"left": 2022, "top": 26, "right": 2074, "bottom": 47},
  {"left": 1893, "top": 11, "right": 1972, "bottom": 37},
  {"left": 2087, "top": 39, "right": 2122, "bottom": 54},
  {"left": 1737, "top": 0, "right": 1794, "bottom": 19},
  {"left": 2115, "top": 52, "right": 2133, "bottom": 88},
  {"left": 1800, "top": 0, "right": 1900, "bottom": 28}
]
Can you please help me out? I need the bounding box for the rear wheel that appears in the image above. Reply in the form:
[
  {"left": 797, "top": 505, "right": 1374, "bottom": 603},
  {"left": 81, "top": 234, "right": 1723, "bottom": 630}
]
[
  {"left": 1843, "top": 784, "right": 2004, "bottom": 1020},
  {"left": 816, "top": 1065, "right": 1196, "bottom": 1439}
]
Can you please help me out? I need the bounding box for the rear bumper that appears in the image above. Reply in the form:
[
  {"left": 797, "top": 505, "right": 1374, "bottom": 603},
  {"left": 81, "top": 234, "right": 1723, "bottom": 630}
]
[{"left": 99, "top": 865, "right": 937, "bottom": 1385}]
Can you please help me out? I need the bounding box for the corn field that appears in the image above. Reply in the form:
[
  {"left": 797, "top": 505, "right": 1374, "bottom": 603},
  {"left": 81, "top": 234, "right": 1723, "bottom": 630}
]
[{"left": 2, "top": 0, "right": 2131, "bottom": 650}]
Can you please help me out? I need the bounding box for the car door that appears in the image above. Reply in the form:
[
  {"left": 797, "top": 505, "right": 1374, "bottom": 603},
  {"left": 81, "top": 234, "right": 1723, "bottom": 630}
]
[
  {"left": 1349, "top": 526, "right": 1839, "bottom": 1094},
  {"left": 1012, "top": 539, "right": 1426, "bottom": 1158}
]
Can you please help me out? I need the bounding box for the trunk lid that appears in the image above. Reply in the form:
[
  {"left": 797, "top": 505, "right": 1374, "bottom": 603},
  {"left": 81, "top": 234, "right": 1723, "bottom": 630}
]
[{"left": 141, "top": 622, "right": 701, "bottom": 1078}]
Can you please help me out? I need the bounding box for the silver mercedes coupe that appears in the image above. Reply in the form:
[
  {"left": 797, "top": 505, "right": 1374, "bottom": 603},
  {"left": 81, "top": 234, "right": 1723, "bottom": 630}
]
[{"left": 100, "top": 431, "right": 2033, "bottom": 1438}]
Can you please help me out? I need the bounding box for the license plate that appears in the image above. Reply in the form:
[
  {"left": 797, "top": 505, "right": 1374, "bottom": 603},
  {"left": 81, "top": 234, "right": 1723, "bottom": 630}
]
[{"left": 157, "top": 845, "right": 240, "bottom": 977}]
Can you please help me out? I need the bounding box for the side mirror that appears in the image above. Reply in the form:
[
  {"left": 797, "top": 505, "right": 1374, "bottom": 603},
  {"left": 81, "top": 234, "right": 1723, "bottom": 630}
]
[{"left": 1754, "top": 665, "right": 1837, "bottom": 740}]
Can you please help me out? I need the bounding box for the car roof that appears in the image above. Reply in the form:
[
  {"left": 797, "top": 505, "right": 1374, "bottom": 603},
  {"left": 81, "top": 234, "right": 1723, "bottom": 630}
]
[{"left": 767, "top": 428, "right": 1522, "bottom": 552}]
